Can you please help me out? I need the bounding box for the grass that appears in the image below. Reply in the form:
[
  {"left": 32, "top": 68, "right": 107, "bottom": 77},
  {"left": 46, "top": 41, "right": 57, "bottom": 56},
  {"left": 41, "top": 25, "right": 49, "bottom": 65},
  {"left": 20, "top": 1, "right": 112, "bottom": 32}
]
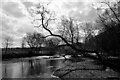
[{"left": 53, "top": 58, "right": 120, "bottom": 78}]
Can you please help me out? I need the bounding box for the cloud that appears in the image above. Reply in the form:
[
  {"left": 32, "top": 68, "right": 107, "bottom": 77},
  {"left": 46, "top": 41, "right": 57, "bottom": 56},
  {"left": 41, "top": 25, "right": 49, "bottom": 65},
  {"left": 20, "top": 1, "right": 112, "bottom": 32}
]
[
  {"left": 1, "top": 0, "right": 36, "bottom": 47},
  {"left": 22, "top": 2, "right": 34, "bottom": 8},
  {"left": 60, "top": 0, "right": 98, "bottom": 21},
  {"left": 63, "top": 1, "right": 85, "bottom": 9},
  {"left": 2, "top": 2, "right": 26, "bottom": 18},
  {"left": 1, "top": 10, "right": 33, "bottom": 47},
  {"left": 1, "top": 15, "right": 17, "bottom": 32},
  {"left": 17, "top": 22, "right": 35, "bottom": 33},
  {"left": 1, "top": 18, "right": 10, "bottom": 31},
  {"left": 1, "top": 0, "right": 101, "bottom": 47}
]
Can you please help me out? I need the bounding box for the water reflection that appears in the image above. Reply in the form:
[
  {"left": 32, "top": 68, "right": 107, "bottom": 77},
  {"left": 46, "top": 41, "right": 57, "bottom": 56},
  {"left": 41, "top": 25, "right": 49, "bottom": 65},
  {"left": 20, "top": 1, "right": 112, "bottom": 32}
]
[{"left": 2, "top": 57, "right": 65, "bottom": 78}]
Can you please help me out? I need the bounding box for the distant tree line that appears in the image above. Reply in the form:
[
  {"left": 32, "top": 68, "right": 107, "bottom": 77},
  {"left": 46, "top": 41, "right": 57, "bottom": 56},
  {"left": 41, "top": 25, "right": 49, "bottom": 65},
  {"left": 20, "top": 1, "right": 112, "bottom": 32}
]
[{"left": 22, "top": 32, "right": 61, "bottom": 48}]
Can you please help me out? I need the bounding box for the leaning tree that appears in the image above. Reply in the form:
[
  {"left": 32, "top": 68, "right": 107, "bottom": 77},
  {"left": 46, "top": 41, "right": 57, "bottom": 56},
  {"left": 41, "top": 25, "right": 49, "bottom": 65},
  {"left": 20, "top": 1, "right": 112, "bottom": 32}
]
[{"left": 28, "top": 3, "right": 109, "bottom": 63}]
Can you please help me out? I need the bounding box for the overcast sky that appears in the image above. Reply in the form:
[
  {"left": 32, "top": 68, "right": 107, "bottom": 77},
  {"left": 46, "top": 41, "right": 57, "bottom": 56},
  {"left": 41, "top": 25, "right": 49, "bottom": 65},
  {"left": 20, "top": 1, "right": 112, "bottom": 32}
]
[{"left": 0, "top": 0, "right": 116, "bottom": 48}]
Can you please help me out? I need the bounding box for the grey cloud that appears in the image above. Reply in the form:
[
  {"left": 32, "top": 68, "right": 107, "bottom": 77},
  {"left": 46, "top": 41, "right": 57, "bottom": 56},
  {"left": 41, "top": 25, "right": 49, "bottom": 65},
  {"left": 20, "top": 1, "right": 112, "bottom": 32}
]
[
  {"left": 63, "top": 1, "right": 98, "bottom": 21},
  {"left": 74, "top": 7, "right": 98, "bottom": 21},
  {"left": 1, "top": 15, "right": 18, "bottom": 32},
  {"left": 83, "top": 8, "right": 98, "bottom": 21},
  {"left": 2, "top": 2, "right": 25, "bottom": 18},
  {"left": 1, "top": 19, "right": 11, "bottom": 31},
  {"left": 63, "top": 1, "right": 85, "bottom": 11},
  {"left": 2, "top": 27, "right": 24, "bottom": 42},
  {"left": 17, "top": 23, "right": 34, "bottom": 34},
  {"left": 1, "top": 15, "right": 24, "bottom": 47},
  {"left": 22, "top": 2, "right": 34, "bottom": 8},
  {"left": 1, "top": 31, "right": 22, "bottom": 48}
]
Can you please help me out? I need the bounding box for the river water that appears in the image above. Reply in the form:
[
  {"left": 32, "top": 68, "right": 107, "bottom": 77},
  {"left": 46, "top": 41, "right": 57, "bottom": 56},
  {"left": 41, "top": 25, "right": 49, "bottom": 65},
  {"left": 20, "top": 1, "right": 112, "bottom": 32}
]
[{"left": 2, "top": 56, "right": 66, "bottom": 78}]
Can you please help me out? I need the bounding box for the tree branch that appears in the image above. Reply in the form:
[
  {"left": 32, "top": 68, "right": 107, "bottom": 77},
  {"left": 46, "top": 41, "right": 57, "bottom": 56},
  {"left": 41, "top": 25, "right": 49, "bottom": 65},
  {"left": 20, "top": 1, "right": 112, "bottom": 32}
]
[{"left": 102, "top": 2, "right": 120, "bottom": 23}]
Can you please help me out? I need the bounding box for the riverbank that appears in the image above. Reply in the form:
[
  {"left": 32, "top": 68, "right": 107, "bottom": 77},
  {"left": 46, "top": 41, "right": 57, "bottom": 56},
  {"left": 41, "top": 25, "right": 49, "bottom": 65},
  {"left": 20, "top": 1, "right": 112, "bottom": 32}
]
[
  {"left": 53, "top": 58, "right": 120, "bottom": 79},
  {"left": 1, "top": 55, "right": 120, "bottom": 79}
]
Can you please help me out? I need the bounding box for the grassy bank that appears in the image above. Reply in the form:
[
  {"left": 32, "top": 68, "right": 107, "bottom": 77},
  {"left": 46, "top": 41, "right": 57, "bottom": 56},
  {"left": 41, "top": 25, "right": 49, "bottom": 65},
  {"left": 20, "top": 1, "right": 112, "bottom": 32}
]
[{"left": 53, "top": 58, "right": 120, "bottom": 79}]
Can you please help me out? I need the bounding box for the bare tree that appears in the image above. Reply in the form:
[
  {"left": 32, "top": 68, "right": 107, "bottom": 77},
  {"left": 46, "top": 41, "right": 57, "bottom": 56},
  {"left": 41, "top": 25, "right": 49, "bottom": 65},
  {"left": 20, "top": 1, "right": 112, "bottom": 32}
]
[
  {"left": 44, "top": 37, "right": 61, "bottom": 47},
  {"left": 2, "top": 35, "right": 13, "bottom": 54},
  {"left": 96, "top": 1, "right": 120, "bottom": 28},
  {"left": 28, "top": 3, "right": 104, "bottom": 62},
  {"left": 58, "top": 17, "right": 83, "bottom": 44},
  {"left": 83, "top": 22, "right": 97, "bottom": 41},
  {"left": 24, "top": 32, "right": 45, "bottom": 48}
]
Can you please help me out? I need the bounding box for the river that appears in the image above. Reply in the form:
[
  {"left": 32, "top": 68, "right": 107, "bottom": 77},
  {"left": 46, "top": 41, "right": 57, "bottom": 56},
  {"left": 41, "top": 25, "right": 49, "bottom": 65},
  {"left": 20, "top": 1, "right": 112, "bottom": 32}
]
[{"left": 2, "top": 56, "right": 66, "bottom": 78}]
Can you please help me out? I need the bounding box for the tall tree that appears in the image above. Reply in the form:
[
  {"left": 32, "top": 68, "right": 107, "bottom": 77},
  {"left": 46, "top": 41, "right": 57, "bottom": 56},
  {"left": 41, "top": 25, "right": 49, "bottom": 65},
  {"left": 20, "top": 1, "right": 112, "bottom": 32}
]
[{"left": 58, "top": 17, "right": 83, "bottom": 44}]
